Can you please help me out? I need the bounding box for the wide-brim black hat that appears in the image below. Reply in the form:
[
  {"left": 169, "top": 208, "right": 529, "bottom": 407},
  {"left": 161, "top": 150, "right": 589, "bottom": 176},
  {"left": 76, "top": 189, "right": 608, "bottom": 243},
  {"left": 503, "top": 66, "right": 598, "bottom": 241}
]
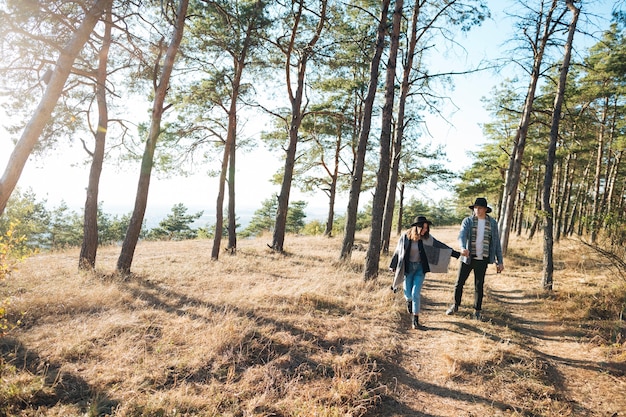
[
  {"left": 469, "top": 197, "right": 492, "bottom": 213},
  {"left": 410, "top": 215, "right": 433, "bottom": 227}
]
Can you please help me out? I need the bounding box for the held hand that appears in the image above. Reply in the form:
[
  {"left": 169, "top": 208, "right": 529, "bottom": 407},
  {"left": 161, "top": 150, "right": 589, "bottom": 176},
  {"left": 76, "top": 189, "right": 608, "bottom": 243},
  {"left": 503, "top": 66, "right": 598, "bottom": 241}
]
[
  {"left": 496, "top": 264, "right": 504, "bottom": 273},
  {"left": 461, "top": 249, "right": 470, "bottom": 257}
]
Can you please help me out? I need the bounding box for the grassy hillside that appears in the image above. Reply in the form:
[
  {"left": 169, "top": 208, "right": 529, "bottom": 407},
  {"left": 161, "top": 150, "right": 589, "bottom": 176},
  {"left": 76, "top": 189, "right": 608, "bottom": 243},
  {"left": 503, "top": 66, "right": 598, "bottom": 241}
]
[{"left": 1, "top": 228, "right": 625, "bottom": 416}]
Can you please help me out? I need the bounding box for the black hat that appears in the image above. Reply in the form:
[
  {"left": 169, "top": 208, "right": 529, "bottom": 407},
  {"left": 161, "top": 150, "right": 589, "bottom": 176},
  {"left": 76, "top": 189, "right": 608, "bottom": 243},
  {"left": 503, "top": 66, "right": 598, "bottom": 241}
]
[
  {"left": 410, "top": 215, "right": 433, "bottom": 227},
  {"left": 469, "top": 197, "right": 492, "bottom": 213}
]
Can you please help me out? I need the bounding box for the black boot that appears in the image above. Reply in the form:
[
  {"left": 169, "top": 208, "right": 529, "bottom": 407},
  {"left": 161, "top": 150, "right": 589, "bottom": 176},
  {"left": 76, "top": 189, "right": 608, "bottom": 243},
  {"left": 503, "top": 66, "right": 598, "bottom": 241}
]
[
  {"left": 406, "top": 300, "right": 412, "bottom": 314},
  {"left": 412, "top": 315, "right": 419, "bottom": 329}
]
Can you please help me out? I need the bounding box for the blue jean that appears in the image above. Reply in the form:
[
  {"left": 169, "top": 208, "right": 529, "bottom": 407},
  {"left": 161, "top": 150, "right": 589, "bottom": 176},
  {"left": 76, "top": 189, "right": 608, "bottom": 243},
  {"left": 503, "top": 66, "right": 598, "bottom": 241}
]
[{"left": 403, "top": 262, "right": 425, "bottom": 314}]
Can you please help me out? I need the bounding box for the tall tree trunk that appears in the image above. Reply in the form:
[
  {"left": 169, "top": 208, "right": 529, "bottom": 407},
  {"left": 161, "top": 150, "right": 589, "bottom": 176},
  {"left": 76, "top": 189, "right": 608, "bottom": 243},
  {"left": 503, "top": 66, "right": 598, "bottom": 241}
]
[
  {"left": 364, "top": 0, "right": 403, "bottom": 281},
  {"left": 0, "top": 0, "right": 112, "bottom": 215},
  {"left": 606, "top": 150, "right": 622, "bottom": 214},
  {"left": 212, "top": 133, "right": 229, "bottom": 259},
  {"left": 212, "top": 56, "right": 244, "bottom": 260},
  {"left": 80, "top": 3, "right": 113, "bottom": 270},
  {"left": 382, "top": 0, "right": 420, "bottom": 255},
  {"left": 528, "top": 167, "right": 542, "bottom": 239},
  {"left": 382, "top": 121, "right": 399, "bottom": 255},
  {"left": 552, "top": 159, "right": 563, "bottom": 241},
  {"left": 515, "top": 165, "right": 530, "bottom": 236},
  {"left": 211, "top": 0, "right": 267, "bottom": 259},
  {"left": 556, "top": 152, "right": 573, "bottom": 242},
  {"left": 339, "top": 0, "right": 391, "bottom": 261},
  {"left": 324, "top": 121, "right": 342, "bottom": 237},
  {"left": 227, "top": 130, "right": 237, "bottom": 250},
  {"left": 590, "top": 96, "right": 609, "bottom": 243},
  {"left": 571, "top": 159, "right": 591, "bottom": 236},
  {"left": 271, "top": 0, "right": 327, "bottom": 252},
  {"left": 599, "top": 98, "right": 619, "bottom": 222},
  {"left": 561, "top": 153, "right": 575, "bottom": 237},
  {"left": 618, "top": 184, "right": 626, "bottom": 224},
  {"left": 542, "top": 0, "right": 579, "bottom": 291},
  {"left": 500, "top": 0, "right": 559, "bottom": 255},
  {"left": 117, "top": 0, "right": 188, "bottom": 274},
  {"left": 396, "top": 182, "right": 405, "bottom": 236}
]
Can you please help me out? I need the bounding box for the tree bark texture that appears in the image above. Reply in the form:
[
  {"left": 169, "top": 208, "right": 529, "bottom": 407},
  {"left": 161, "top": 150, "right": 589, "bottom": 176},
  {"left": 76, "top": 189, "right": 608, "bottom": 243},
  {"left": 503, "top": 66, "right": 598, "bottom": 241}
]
[
  {"left": 381, "top": 0, "right": 420, "bottom": 255},
  {"left": 211, "top": 0, "right": 267, "bottom": 259},
  {"left": 324, "top": 122, "right": 342, "bottom": 237},
  {"left": 339, "top": 0, "right": 391, "bottom": 261},
  {"left": 271, "top": 0, "right": 327, "bottom": 252},
  {"left": 80, "top": 3, "right": 113, "bottom": 270},
  {"left": 117, "top": 0, "right": 189, "bottom": 274},
  {"left": 590, "top": 97, "right": 609, "bottom": 244},
  {"left": 542, "top": 0, "right": 579, "bottom": 291},
  {"left": 364, "top": 0, "right": 403, "bottom": 281},
  {"left": 500, "top": 0, "right": 559, "bottom": 256}
]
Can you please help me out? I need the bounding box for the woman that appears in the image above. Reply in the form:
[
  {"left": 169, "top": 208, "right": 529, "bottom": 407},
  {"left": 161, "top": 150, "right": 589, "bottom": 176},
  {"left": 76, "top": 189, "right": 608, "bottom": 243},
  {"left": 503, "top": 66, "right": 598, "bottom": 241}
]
[{"left": 390, "top": 216, "right": 459, "bottom": 330}]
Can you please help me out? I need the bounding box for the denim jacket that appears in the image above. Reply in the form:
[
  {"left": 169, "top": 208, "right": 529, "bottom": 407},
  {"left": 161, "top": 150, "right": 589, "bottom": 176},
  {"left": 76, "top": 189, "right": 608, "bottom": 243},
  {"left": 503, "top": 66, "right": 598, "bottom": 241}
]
[{"left": 458, "top": 215, "right": 503, "bottom": 266}]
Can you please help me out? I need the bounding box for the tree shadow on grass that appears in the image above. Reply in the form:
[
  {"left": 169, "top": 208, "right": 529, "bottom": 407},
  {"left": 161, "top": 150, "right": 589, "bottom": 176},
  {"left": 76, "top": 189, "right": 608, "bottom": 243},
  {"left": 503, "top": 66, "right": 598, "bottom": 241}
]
[
  {"left": 371, "top": 353, "right": 529, "bottom": 416},
  {"left": 114, "top": 274, "right": 362, "bottom": 381},
  {"left": 0, "top": 337, "right": 119, "bottom": 416},
  {"left": 488, "top": 288, "right": 590, "bottom": 342}
]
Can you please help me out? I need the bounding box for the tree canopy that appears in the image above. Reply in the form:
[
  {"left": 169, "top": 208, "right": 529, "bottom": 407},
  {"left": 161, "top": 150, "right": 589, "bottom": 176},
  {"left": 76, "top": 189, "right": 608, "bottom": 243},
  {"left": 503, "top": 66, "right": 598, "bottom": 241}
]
[{"left": 0, "top": 0, "right": 622, "bottom": 279}]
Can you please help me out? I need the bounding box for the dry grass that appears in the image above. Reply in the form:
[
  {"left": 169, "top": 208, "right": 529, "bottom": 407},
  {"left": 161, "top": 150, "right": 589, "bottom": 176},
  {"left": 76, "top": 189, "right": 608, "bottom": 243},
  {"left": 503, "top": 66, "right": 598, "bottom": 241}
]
[{"left": 1, "top": 228, "right": 625, "bottom": 416}]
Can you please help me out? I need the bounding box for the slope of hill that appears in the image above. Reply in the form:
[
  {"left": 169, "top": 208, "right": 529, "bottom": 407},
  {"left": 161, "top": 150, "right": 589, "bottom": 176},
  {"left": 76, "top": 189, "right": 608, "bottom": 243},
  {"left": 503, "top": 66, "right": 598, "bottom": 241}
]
[{"left": 1, "top": 228, "right": 625, "bottom": 416}]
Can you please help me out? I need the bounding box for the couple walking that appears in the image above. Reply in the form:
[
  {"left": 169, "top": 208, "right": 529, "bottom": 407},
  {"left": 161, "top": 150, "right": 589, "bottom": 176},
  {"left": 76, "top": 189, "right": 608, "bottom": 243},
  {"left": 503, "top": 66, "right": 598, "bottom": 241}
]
[{"left": 390, "top": 197, "right": 504, "bottom": 329}]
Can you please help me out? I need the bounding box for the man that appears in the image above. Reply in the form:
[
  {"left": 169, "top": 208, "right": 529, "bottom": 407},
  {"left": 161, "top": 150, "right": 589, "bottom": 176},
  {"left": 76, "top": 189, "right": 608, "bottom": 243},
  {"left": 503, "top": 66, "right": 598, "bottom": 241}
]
[{"left": 446, "top": 197, "right": 504, "bottom": 320}]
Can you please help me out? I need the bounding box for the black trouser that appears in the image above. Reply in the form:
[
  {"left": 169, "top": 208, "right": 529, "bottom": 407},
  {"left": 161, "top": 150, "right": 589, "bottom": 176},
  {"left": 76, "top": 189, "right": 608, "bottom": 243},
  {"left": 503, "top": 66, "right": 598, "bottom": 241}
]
[{"left": 453, "top": 258, "right": 488, "bottom": 311}]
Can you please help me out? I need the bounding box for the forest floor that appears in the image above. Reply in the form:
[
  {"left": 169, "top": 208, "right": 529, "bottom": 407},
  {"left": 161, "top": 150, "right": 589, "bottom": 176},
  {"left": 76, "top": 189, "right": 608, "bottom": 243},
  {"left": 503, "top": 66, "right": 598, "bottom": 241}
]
[{"left": 1, "top": 227, "right": 625, "bottom": 416}]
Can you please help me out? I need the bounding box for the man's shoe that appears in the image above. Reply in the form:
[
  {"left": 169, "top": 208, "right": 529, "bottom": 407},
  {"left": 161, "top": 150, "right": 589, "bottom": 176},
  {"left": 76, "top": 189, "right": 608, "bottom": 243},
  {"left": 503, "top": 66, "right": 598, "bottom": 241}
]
[
  {"left": 445, "top": 304, "right": 458, "bottom": 315},
  {"left": 412, "top": 315, "right": 419, "bottom": 329},
  {"left": 473, "top": 311, "right": 482, "bottom": 321},
  {"left": 406, "top": 300, "right": 412, "bottom": 314}
]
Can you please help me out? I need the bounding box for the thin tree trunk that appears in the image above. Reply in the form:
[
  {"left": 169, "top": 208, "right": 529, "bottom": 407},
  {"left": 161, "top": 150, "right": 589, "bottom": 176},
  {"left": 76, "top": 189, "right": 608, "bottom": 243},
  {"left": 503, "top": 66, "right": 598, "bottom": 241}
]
[
  {"left": 227, "top": 132, "right": 237, "bottom": 250},
  {"left": 382, "top": 122, "right": 399, "bottom": 255},
  {"left": 324, "top": 121, "right": 342, "bottom": 237},
  {"left": 515, "top": 165, "right": 530, "bottom": 236},
  {"left": 553, "top": 159, "right": 563, "bottom": 241},
  {"left": 339, "top": 0, "right": 391, "bottom": 261},
  {"left": 0, "top": 0, "right": 113, "bottom": 215},
  {"left": 80, "top": 3, "right": 113, "bottom": 270},
  {"left": 556, "top": 152, "right": 573, "bottom": 242},
  {"left": 271, "top": 0, "right": 327, "bottom": 252},
  {"left": 364, "top": 0, "right": 403, "bottom": 281},
  {"left": 382, "top": 0, "right": 420, "bottom": 255},
  {"left": 212, "top": 57, "right": 243, "bottom": 260},
  {"left": 606, "top": 150, "right": 622, "bottom": 214},
  {"left": 572, "top": 160, "right": 591, "bottom": 236},
  {"left": 212, "top": 134, "right": 229, "bottom": 259},
  {"left": 591, "top": 96, "right": 609, "bottom": 243},
  {"left": 117, "top": 0, "right": 188, "bottom": 274},
  {"left": 500, "top": 0, "right": 559, "bottom": 255},
  {"left": 528, "top": 169, "right": 542, "bottom": 239},
  {"left": 395, "top": 182, "right": 405, "bottom": 236},
  {"left": 599, "top": 98, "right": 619, "bottom": 218},
  {"left": 212, "top": 0, "right": 267, "bottom": 258},
  {"left": 542, "top": 0, "right": 579, "bottom": 291}
]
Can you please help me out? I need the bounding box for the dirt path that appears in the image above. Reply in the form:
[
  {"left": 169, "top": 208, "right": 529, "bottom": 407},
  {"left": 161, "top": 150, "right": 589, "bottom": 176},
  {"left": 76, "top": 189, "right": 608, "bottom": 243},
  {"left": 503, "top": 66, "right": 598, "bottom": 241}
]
[
  {"left": 490, "top": 274, "right": 626, "bottom": 416},
  {"left": 374, "top": 268, "right": 626, "bottom": 417}
]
